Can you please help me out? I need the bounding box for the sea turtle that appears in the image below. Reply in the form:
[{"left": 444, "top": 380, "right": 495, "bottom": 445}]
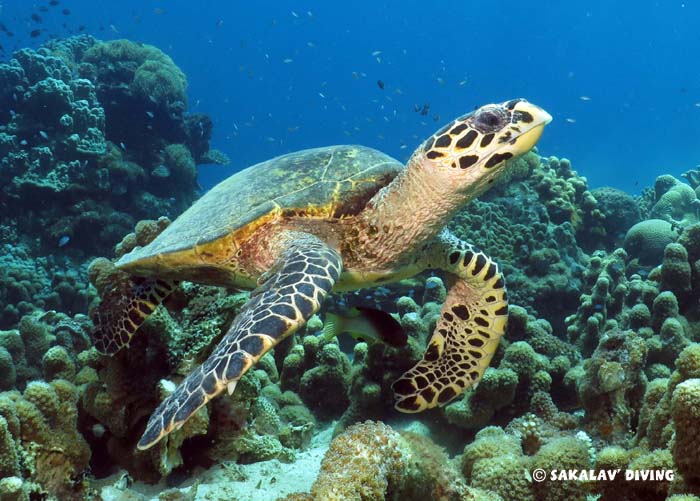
[{"left": 91, "top": 98, "right": 551, "bottom": 450}]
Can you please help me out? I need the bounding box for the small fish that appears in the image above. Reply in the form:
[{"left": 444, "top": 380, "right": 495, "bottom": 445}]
[
  {"left": 30, "top": 29, "right": 42, "bottom": 38},
  {"left": 283, "top": 58, "right": 293, "bottom": 63},
  {"left": 318, "top": 92, "right": 325, "bottom": 98},
  {"left": 62, "top": 8, "right": 70, "bottom": 15},
  {"left": 306, "top": 41, "right": 315, "bottom": 47},
  {"left": 145, "top": 111, "right": 154, "bottom": 118},
  {"left": 216, "top": 19, "right": 224, "bottom": 27},
  {"left": 39, "top": 130, "right": 48, "bottom": 139},
  {"left": 119, "top": 142, "right": 126, "bottom": 150},
  {"left": 565, "top": 118, "right": 576, "bottom": 123},
  {"left": 291, "top": 10, "right": 299, "bottom": 18},
  {"left": 579, "top": 96, "right": 591, "bottom": 101},
  {"left": 49, "top": 0, "right": 60, "bottom": 5},
  {"left": 31, "top": 13, "right": 43, "bottom": 23},
  {"left": 320, "top": 307, "right": 406, "bottom": 347},
  {"left": 153, "top": 7, "right": 166, "bottom": 15},
  {"left": 58, "top": 235, "right": 70, "bottom": 247},
  {"left": 377, "top": 79, "right": 385, "bottom": 90},
  {"left": 372, "top": 50, "right": 382, "bottom": 56},
  {"left": 458, "top": 79, "right": 468, "bottom": 86},
  {"left": 437, "top": 77, "right": 445, "bottom": 85}
]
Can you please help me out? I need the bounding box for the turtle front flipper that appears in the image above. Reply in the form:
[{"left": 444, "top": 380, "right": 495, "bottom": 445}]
[
  {"left": 392, "top": 229, "right": 508, "bottom": 412},
  {"left": 137, "top": 233, "right": 342, "bottom": 450},
  {"left": 91, "top": 276, "right": 177, "bottom": 355}
]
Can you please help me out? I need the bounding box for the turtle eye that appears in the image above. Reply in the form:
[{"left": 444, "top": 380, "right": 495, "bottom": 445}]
[{"left": 475, "top": 111, "right": 502, "bottom": 128}]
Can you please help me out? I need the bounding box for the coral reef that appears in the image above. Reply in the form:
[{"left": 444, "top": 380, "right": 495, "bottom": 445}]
[
  {"left": 3, "top": 44, "right": 700, "bottom": 499},
  {"left": 0, "top": 35, "right": 223, "bottom": 331},
  {"left": 0, "top": 379, "right": 91, "bottom": 499},
  {"left": 285, "top": 421, "right": 489, "bottom": 500}
]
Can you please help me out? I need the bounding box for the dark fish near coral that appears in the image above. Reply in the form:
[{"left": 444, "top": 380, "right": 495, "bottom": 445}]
[
  {"left": 62, "top": 8, "right": 71, "bottom": 15},
  {"left": 31, "top": 14, "right": 43, "bottom": 23},
  {"left": 321, "top": 307, "right": 407, "bottom": 347},
  {"left": 49, "top": 0, "right": 60, "bottom": 5},
  {"left": 377, "top": 79, "right": 385, "bottom": 90},
  {"left": 30, "top": 29, "right": 43, "bottom": 38}
]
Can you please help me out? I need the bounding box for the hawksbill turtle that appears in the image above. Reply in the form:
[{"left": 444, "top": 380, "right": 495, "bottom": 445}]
[{"left": 91, "top": 98, "right": 552, "bottom": 449}]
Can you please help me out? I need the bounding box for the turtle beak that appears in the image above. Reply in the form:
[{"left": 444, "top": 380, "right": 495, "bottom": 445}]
[{"left": 510, "top": 100, "right": 552, "bottom": 152}]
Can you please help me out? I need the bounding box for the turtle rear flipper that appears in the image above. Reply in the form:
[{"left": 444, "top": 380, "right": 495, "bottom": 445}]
[
  {"left": 91, "top": 276, "right": 177, "bottom": 355},
  {"left": 392, "top": 230, "right": 508, "bottom": 412},
  {"left": 137, "top": 233, "right": 342, "bottom": 450}
]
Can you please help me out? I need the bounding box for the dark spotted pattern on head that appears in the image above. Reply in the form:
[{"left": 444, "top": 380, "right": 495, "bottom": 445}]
[
  {"left": 393, "top": 232, "right": 508, "bottom": 413},
  {"left": 418, "top": 99, "right": 547, "bottom": 180},
  {"left": 514, "top": 110, "right": 534, "bottom": 123},
  {"left": 450, "top": 123, "right": 469, "bottom": 135},
  {"left": 456, "top": 130, "right": 478, "bottom": 149},
  {"left": 480, "top": 133, "right": 495, "bottom": 148},
  {"left": 485, "top": 152, "right": 513, "bottom": 168},
  {"left": 459, "top": 155, "right": 479, "bottom": 169},
  {"left": 435, "top": 134, "right": 452, "bottom": 148}
]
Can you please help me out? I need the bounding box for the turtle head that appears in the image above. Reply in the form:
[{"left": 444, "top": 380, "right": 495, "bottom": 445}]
[{"left": 414, "top": 98, "right": 552, "bottom": 197}]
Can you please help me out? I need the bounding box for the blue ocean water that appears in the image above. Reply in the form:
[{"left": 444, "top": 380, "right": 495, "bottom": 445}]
[{"left": 2, "top": 0, "right": 698, "bottom": 194}]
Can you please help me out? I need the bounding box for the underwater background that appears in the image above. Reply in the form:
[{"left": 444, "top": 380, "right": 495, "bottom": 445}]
[{"left": 1, "top": 0, "right": 700, "bottom": 500}]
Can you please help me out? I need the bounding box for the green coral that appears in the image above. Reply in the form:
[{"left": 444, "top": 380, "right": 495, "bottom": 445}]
[
  {"left": 649, "top": 177, "right": 699, "bottom": 227},
  {"left": 298, "top": 342, "right": 350, "bottom": 419},
  {"left": 624, "top": 219, "right": 679, "bottom": 266},
  {"left": 532, "top": 436, "right": 592, "bottom": 501},
  {"left": 444, "top": 367, "right": 518, "bottom": 429},
  {"left": 662, "top": 243, "right": 693, "bottom": 303},
  {"left": 83, "top": 38, "right": 187, "bottom": 108},
  {"left": 578, "top": 329, "right": 647, "bottom": 442},
  {"left": 0, "top": 348, "right": 16, "bottom": 391},
  {"left": 0, "top": 379, "right": 90, "bottom": 498},
  {"left": 671, "top": 378, "right": 700, "bottom": 490}
]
